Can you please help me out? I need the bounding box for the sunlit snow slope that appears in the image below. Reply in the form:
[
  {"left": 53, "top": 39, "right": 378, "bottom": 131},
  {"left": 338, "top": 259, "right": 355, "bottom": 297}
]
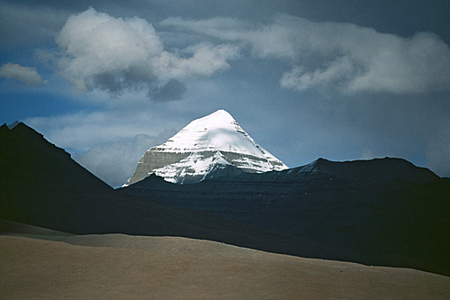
[{"left": 125, "top": 110, "right": 288, "bottom": 185}]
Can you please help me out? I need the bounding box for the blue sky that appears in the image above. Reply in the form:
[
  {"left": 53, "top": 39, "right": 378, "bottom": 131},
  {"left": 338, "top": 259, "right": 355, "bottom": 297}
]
[{"left": 1, "top": 0, "right": 450, "bottom": 187}]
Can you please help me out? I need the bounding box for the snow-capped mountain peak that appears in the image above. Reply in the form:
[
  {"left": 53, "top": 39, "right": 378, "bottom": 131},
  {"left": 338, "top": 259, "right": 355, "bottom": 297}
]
[
  {"left": 124, "top": 109, "right": 288, "bottom": 185},
  {"left": 160, "top": 109, "right": 272, "bottom": 156}
]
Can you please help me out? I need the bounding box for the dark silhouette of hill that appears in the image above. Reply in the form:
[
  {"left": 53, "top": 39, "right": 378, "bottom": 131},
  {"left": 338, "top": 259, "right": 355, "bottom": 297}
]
[
  {"left": 1, "top": 122, "right": 449, "bottom": 276},
  {"left": 0, "top": 122, "right": 351, "bottom": 261},
  {"left": 121, "top": 157, "right": 450, "bottom": 276}
]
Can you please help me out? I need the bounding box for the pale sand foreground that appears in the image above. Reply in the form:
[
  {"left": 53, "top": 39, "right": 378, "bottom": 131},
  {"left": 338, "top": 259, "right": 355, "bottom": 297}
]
[{"left": 0, "top": 235, "right": 449, "bottom": 299}]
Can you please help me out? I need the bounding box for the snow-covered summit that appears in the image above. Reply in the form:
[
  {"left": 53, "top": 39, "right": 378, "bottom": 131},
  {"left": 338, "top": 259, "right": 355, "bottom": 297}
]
[
  {"left": 124, "top": 109, "right": 288, "bottom": 185},
  {"left": 158, "top": 109, "right": 279, "bottom": 158}
]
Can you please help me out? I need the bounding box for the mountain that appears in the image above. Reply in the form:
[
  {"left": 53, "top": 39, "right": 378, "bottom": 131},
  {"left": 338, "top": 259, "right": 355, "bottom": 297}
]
[
  {"left": 0, "top": 122, "right": 348, "bottom": 261},
  {"left": 2, "top": 122, "right": 450, "bottom": 277},
  {"left": 124, "top": 109, "right": 288, "bottom": 185},
  {"left": 120, "top": 157, "right": 450, "bottom": 276}
]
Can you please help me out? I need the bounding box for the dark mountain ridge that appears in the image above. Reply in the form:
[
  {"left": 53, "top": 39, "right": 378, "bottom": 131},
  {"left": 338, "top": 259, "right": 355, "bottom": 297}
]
[
  {"left": 305, "top": 156, "right": 438, "bottom": 183},
  {"left": 121, "top": 154, "right": 450, "bottom": 276},
  {"left": 1, "top": 122, "right": 450, "bottom": 276},
  {"left": 0, "top": 122, "right": 355, "bottom": 262}
]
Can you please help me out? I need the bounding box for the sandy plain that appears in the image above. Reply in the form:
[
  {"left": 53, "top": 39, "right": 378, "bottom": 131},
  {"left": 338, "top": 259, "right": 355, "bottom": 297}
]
[{"left": 1, "top": 234, "right": 449, "bottom": 300}]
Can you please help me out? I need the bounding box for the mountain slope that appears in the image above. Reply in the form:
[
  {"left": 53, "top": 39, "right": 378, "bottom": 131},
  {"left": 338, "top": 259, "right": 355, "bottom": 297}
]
[
  {"left": 0, "top": 122, "right": 349, "bottom": 261},
  {"left": 125, "top": 109, "right": 287, "bottom": 185},
  {"left": 3, "top": 122, "right": 449, "bottom": 276},
  {"left": 121, "top": 157, "right": 450, "bottom": 276}
]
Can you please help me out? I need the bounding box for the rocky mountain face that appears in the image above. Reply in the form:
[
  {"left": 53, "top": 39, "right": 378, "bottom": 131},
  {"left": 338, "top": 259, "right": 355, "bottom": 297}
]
[{"left": 124, "top": 110, "right": 288, "bottom": 185}]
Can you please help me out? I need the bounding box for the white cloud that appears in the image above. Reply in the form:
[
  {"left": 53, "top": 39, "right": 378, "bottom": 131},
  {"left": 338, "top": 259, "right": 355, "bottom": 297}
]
[
  {"left": 162, "top": 14, "right": 450, "bottom": 94},
  {"left": 152, "top": 43, "right": 240, "bottom": 80},
  {"left": 52, "top": 8, "right": 239, "bottom": 98},
  {"left": 0, "top": 62, "right": 44, "bottom": 86},
  {"left": 74, "top": 132, "right": 174, "bottom": 187},
  {"left": 280, "top": 57, "right": 356, "bottom": 92},
  {"left": 24, "top": 106, "right": 180, "bottom": 187},
  {"left": 24, "top": 105, "right": 179, "bottom": 151}
]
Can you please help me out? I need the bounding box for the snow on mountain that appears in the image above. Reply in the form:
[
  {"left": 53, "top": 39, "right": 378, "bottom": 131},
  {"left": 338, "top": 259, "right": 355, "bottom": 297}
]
[{"left": 124, "top": 109, "right": 288, "bottom": 185}]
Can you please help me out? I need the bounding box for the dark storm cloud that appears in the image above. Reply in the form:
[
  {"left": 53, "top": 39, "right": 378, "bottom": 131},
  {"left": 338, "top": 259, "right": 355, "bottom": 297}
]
[
  {"left": 151, "top": 79, "right": 187, "bottom": 102},
  {"left": 7, "top": 0, "right": 449, "bottom": 39},
  {"left": 91, "top": 70, "right": 156, "bottom": 94},
  {"left": 0, "top": 2, "right": 69, "bottom": 48}
]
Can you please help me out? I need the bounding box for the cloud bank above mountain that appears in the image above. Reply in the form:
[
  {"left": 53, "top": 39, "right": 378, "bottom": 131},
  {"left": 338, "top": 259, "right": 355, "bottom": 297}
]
[
  {"left": 44, "top": 8, "right": 239, "bottom": 100},
  {"left": 162, "top": 14, "right": 450, "bottom": 94},
  {"left": 2, "top": 1, "right": 450, "bottom": 186}
]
